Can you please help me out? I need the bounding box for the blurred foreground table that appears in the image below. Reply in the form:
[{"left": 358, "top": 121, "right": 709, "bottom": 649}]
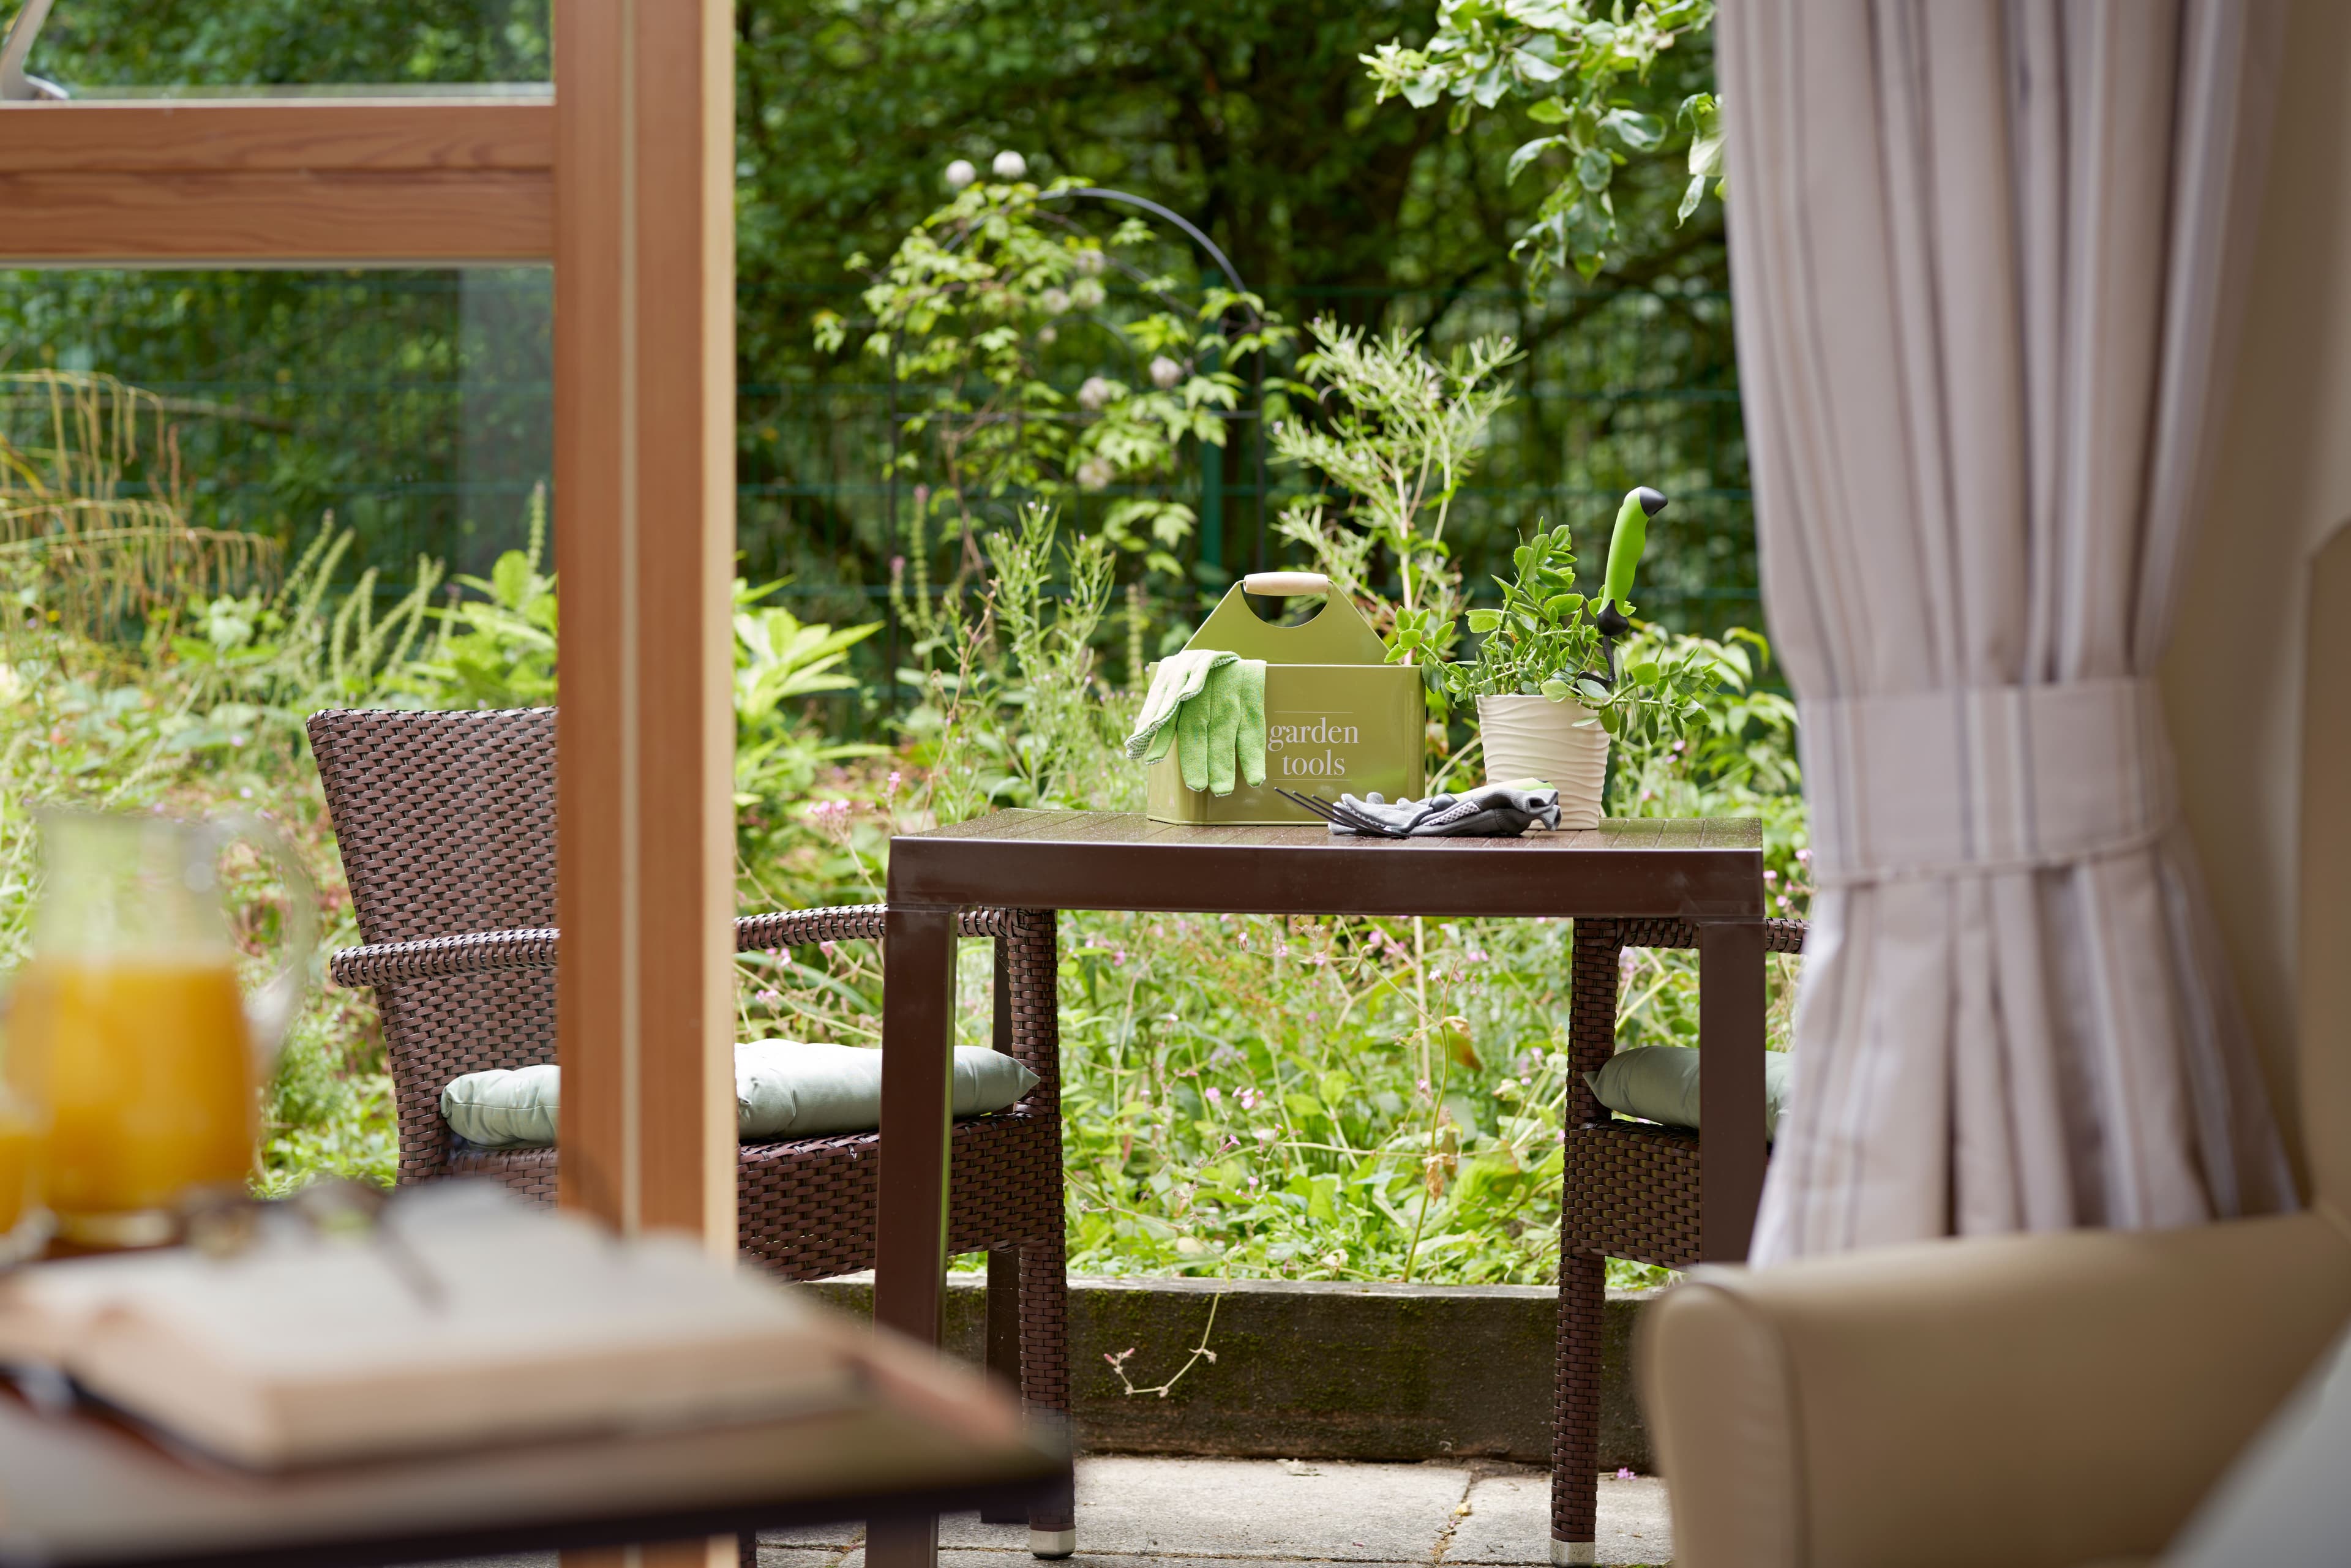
[
  {"left": 0, "top": 1324, "right": 1067, "bottom": 1568},
  {"left": 875, "top": 810, "right": 1769, "bottom": 1568}
]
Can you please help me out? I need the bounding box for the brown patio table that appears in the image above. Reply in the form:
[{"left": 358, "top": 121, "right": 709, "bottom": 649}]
[
  {"left": 0, "top": 1326, "right": 1067, "bottom": 1568},
  {"left": 872, "top": 810, "right": 1769, "bottom": 1568}
]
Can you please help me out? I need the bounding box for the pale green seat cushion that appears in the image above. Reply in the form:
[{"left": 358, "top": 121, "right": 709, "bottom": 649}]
[
  {"left": 440, "top": 1041, "right": 1040, "bottom": 1149},
  {"left": 1584, "top": 1045, "right": 1791, "bottom": 1141}
]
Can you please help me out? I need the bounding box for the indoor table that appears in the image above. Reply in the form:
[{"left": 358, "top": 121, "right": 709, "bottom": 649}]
[
  {"left": 0, "top": 1320, "right": 1067, "bottom": 1568},
  {"left": 872, "top": 810, "right": 1769, "bottom": 1568}
]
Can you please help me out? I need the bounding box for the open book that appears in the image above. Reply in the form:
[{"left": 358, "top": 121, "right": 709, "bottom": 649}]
[{"left": 0, "top": 1184, "right": 863, "bottom": 1469}]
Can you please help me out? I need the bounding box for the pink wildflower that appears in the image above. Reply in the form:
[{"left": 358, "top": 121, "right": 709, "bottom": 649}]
[
  {"left": 819, "top": 939, "right": 838, "bottom": 958},
  {"left": 1204, "top": 1086, "right": 1221, "bottom": 1105}
]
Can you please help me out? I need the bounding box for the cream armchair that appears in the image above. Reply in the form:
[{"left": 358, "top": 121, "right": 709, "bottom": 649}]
[{"left": 1638, "top": 527, "right": 2351, "bottom": 1568}]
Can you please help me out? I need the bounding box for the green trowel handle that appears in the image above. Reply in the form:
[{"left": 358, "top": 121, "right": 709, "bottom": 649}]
[{"left": 1600, "top": 492, "right": 1649, "bottom": 609}]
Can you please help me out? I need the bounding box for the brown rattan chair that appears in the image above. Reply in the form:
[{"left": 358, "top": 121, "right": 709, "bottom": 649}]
[
  {"left": 304, "top": 708, "right": 1075, "bottom": 1556},
  {"left": 1551, "top": 915, "right": 1805, "bottom": 1564}
]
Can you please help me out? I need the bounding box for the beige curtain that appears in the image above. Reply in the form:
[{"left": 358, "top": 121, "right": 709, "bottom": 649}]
[{"left": 1718, "top": 0, "right": 2299, "bottom": 1259}]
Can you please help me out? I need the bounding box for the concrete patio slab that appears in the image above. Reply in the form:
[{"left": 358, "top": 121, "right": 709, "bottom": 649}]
[
  {"left": 406, "top": 1457, "right": 1674, "bottom": 1568},
  {"left": 744, "top": 1457, "right": 1670, "bottom": 1568},
  {"left": 1445, "top": 1470, "right": 1671, "bottom": 1566}
]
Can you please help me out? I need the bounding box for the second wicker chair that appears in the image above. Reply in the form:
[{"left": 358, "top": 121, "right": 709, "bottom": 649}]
[
  {"left": 1551, "top": 915, "right": 1806, "bottom": 1565},
  {"left": 305, "top": 707, "right": 1074, "bottom": 1554}
]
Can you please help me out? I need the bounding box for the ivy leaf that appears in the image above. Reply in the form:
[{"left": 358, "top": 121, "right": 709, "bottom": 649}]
[
  {"left": 1602, "top": 108, "right": 1665, "bottom": 152},
  {"left": 1510, "top": 48, "right": 1565, "bottom": 84},
  {"left": 1677, "top": 92, "right": 1726, "bottom": 224},
  {"left": 1542, "top": 591, "right": 1584, "bottom": 618},
  {"left": 1467, "top": 608, "right": 1503, "bottom": 634},
  {"left": 1508, "top": 135, "right": 1567, "bottom": 184},
  {"left": 1627, "top": 661, "right": 1660, "bottom": 684},
  {"left": 1539, "top": 678, "right": 1574, "bottom": 702},
  {"left": 1575, "top": 145, "right": 1614, "bottom": 194},
  {"left": 1526, "top": 97, "right": 1571, "bottom": 125}
]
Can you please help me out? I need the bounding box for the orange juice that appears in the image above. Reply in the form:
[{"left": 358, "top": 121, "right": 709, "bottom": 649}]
[
  {"left": 0, "top": 1095, "right": 39, "bottom": 1242},
  {"left": 8, "top": 954, "right": 256, "bottom": 1231}
]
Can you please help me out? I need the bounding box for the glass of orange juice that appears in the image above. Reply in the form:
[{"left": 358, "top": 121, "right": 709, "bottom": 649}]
[{"left": 9, "top": 811, "right": 313, "bottom": 1250}]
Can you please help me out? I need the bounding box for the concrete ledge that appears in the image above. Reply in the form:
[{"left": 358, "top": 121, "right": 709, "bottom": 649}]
[{"left": 803, "top": 1273, "right": 1656, "bottom": 1469}]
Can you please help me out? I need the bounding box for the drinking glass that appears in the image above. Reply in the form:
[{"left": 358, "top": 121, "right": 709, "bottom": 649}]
[{"left": 7, "top": 810, "right": 314, "bottom": 1250}]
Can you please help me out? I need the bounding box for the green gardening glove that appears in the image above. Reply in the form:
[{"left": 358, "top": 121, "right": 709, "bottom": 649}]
[
  {"left": 1177, "top": 658, "right": 1269, "bottom": 796},
  {"left": 1177, "top": 677, "right": 1215, "bottom": 793},
  {"left": 1234, "top": 659, "right": 1266, "bottom": 789}
]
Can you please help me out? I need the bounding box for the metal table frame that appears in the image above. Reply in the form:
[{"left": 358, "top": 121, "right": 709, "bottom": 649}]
[{"left": 873, "top": 811, "right": 1769, "bottom": 1568}]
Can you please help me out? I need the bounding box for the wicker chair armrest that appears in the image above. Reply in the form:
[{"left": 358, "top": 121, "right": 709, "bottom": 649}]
[
  {"left": 1617, "top": 916, "right": 1807, "bottom": 954},
  {"left": 331, "top": 929, "right": 561, "bottom": 987},
  {"left": 335, "top": 905, "right": 1041, "bottom": 986}
]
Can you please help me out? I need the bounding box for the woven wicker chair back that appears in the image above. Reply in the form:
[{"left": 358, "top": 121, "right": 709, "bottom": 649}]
[
  {"left": 307, "top": 708, "right": 560, "bottom": 945},
  {"left": 306, "top": 708, "right": 564, "bottom": 1172}
]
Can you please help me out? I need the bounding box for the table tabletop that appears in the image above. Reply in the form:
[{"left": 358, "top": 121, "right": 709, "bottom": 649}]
[
  {"left": 888, "top": 811, "right": 1767, "bottom": 921},
  {"left": 0, "top": 1329, "right": 1067, "bottom": 1568}
]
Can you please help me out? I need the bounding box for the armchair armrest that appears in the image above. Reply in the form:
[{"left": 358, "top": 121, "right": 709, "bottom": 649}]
[
  {"left": 1639, "top": 1207, "right": 2351, "bottom": 1568},
  {"left": 331, "top": 904, "right": 1038, "bottom": 986}
]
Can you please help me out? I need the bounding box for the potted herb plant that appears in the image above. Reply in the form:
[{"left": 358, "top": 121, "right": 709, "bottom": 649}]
[{"left": 1419, "top": 488, "right": 1719, "bottom": 827}]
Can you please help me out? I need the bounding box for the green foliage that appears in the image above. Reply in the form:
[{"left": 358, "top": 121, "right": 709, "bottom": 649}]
[
  {"left": 399, "top": 487, "right": 556, "bottom": 710},
  {"left": 28, "top": 1, "right": 549, "bottom": 89},
  {"left": 819, "top": 178, "right": 1291, "bottom": 583},
  {"left": 1364, "top": 0, "right": 1719, "bottom": 284},
  {"left": 1615, "top": 625, "right": 1808, "bottom": 891},
  {"left": 1432, "top": 517, "right": 1719, "bottom": 745},
  {"left": 1270, "top": 318, "right": 1520, "bottom": 659}
]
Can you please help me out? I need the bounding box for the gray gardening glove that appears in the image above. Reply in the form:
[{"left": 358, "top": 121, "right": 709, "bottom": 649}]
[{"left": 1324, "top": 784, "right": 1561, "bottom": 839}]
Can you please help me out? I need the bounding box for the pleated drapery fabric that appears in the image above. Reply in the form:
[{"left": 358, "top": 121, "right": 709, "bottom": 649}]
[{"left": 1717, "top": 0, "right": 2299, "bottom": 1259}]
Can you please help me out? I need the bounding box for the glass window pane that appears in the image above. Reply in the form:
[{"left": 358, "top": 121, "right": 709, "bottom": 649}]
[
  {"left": 0, "top": 268, "right": 552, "bottom": 583},
  {"left": 3, "top": 1, "right": 550, "bottom": 96}
]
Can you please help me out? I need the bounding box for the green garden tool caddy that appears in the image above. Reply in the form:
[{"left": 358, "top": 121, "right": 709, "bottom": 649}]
[{"left": 1146, "top": 571, "right": 1424, "bottom": 825}]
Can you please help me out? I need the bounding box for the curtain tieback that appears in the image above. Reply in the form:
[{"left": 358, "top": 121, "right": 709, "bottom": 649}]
[{"left": 1798, "top": 678, "right": 2175, "bottom": 885}]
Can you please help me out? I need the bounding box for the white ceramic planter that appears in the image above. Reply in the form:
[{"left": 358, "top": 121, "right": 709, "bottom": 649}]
[{"left": 1477, "top": 692, "right": 1609, "bottom": 828}]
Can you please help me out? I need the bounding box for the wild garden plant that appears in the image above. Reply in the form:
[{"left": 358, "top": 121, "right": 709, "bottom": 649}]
[
  {"left": 816, "top": 175, "right": 1292, "bottom": 598},
  {"left": 890, "top": 502, "right": 1130, "bottom": 830},
  {"left": 0, "top": 370, "right": 276, "bottom": 653},
  {"left": 1428, "top": 517, "right": 1721, "bottom": 749},
  {"left": 1268, "top": 317, "right": 1520, "bottom": 664}
]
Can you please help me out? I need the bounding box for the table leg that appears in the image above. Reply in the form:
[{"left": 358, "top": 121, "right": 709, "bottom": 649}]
[
  {"left": 1697, "top": 920, "right": 1766, "bottom": 1262},
  {"left": 873, "top": 903, "right": 959, "bottom": 1568}
]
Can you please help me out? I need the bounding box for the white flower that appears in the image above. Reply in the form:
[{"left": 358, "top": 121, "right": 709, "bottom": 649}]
[
  {"left": 1149, "top": 355, "right": 1183, "bottom": 390},
  {"left": 1076, "top": 456, "right": 1115, "bottom": 490},
  {"left": 1073, "top": 247, "right": 1106, "bottom": 276},
  {"left": 1039, "top": 287, "right": 1071, "bottom": 315},
  {"left": 992, "top": 150, "right": 1027, "bottom": 179},
  {"left": 1078, "top": 375, "right": 1116, "bottom": 412},
  {"left": 944, "top": 159, "right": 976, "bottom": 190},
  {"left": 1068, "top": 277, "right": 1106, "bottom": 310},
  {"left": 1037, "top": 325, "right": 1057, "bottom": 343}
]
